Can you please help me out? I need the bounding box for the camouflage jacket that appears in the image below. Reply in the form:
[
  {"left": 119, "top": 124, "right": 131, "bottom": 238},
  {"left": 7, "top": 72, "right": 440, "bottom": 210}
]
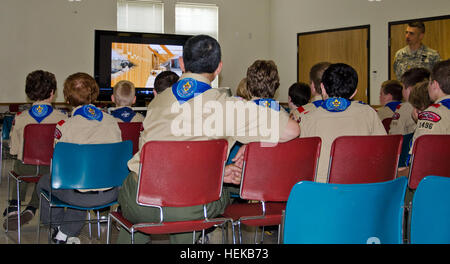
[{"left": 393, "top": 44, "right": 440, "bottom": 80}]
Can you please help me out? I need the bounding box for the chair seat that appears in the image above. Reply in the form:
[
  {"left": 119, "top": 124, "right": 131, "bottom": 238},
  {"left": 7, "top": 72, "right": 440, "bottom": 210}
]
[
  {"left": 40, "top": 190, "right": 117, "bottom": 211},
  {"left": 223, "top": 202, "right": 286, "bottom": 227},
  {"left": 9, "top": 171, "right": 42, "bottom": 183},
  {"left": 110, "top": 211, "right": 228, "bottom": 235}
]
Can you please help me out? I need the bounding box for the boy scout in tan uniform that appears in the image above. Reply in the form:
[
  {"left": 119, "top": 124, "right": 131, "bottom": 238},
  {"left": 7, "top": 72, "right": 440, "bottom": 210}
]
[
  {"left": 117, "top": 35, "right": 299, "bottom": 244},
  {"left": 110, "top": 80, "right": 145, "bottom": 123},
  {"left": 299, "top": 63, "right": 386, "bottom": 183},
  {"left": 36, "top": 72, "right": 122, "bottom": 244},
  {"left": 376, "top": 80, "right": 403, "bottom": 123},
  {"left": 410, "top": 60, "right": 450, "bottom": 155},
  {"left": 4, "top": 70, "right": 67, "bottom": 230},
  {"left": 389, "top": 67, "right": 431, "bottom": 135}
]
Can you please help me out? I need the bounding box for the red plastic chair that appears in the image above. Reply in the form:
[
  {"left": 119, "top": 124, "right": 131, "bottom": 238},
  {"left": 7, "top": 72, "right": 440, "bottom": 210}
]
[
  {"left": 222, "top": 137, "right": 321, "bottom": 244},
  {"left": 382, "top": 118, "right": 393, "bottom": 133},
  {"left": 327, "top": 135, "right": 403, "bottom": 184},
  {"left": 408, "top": 135, "right": 450, "bottom": 190},
  {"left": 6, "top": 123, "right": 56, "bottom": 243},
  {"left": 118, "top": 122, "right": 142, "bottom": 155},
  {"left": 106, "top": 139, "right": 232, "bottom": 244}
]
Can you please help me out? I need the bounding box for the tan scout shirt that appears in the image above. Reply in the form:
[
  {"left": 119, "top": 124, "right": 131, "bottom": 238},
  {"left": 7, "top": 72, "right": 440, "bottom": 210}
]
[
  {"left": 289, "top": 95, "right": 322, "bottom": 123},
  {"left": 410, "top": 95, "right": 450, "bottom": 155},
  {"left": 127, "top": 73, "right": 290, "bottom": 176},
  {"left": 55, "top": 104, "right": 122, "bottom": 191},
  {"left": 376, "top": 101, "right": 401, "bottom": 122},
  {"left": 9, "top": 101, "right": 67, "bottom": 160},
  {"left": 110, "top": 106, "right": 145, "bottom": 123},
  {"left": 299, "top": 100, "right": 387, "bottom": 183},
  {"left": 389, "top": 102, "right": 416, "bottom": 135}
]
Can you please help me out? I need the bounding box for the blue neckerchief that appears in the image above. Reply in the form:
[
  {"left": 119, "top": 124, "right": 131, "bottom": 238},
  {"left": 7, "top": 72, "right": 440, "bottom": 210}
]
[
  {"left": 172, "top": 78, "right": 212, "bottom": 104},
  {"left": 386, "top": 101, "right": 402, "bottom": 112},
  {"left": 440, "top": 99, "right": 450, "bottom": 109},
  {"left": 73, "top": 105, "right": 103, "bottom": 122},
  {"left": 111, "top": 107, "right": 136, "bottom": 123},
  {"left": 252, "top": 98, "right": 280, "bottom": 112},
  {"left": 320, "top": 97, "right": 351, "bottom": 112},
  {"left": 28, "top": 104, "right": 53, "bottom": 123},
  {"left": 312, "top": 100, "right": 323, "bottom": 108}
]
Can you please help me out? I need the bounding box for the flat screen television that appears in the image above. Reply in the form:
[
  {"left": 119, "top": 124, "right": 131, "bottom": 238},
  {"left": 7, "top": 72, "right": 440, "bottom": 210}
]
[{"left": 94, "top": 30, "right": 192, "bottom": 103}]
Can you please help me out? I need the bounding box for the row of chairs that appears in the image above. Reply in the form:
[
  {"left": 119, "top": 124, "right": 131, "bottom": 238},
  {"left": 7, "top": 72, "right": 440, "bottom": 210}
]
[
  {"left": 4, "top": 122, "right": 142, "bottom": 243},
  {"left": 3, "top": 121, "right": 450, "bottom": 244},
  {"left": 107, "top": 134, "right": 450, "bottom": 244},
  {"left": 283, "top": 175, "right": 450, "bottom": 244}
]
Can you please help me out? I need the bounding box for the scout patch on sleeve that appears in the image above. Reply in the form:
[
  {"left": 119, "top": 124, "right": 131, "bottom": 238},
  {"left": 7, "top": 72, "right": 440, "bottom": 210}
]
[
  {"left": 418, "top": 111, "right": 441, "bottom": 122},
  {"left": 54, "top": 128, "right": 62, "bottom": 139},
  {"left": 392, "top": 112, "right": 400, "bottom": 120}
]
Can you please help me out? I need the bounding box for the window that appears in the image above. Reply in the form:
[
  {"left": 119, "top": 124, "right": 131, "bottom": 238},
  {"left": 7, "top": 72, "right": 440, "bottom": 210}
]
[
  {"left": 175, "top": 3, "right": 219, "bottom": 40},
  {"left": 117, "top": 0, "right": 164, "bottom": 33}
]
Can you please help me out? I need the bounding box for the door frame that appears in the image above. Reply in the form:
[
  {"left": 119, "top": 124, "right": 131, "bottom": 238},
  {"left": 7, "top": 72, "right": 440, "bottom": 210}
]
[
  {"left": 388, "top": 14, "right": 450, "bottom": 80},
  {"left": 297, "top": 25, "right": 371, "bottom": 103}
]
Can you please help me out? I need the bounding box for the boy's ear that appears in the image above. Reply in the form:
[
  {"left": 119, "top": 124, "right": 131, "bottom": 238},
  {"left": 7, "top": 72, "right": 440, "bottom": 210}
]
[
  {"left": 320, "top": 83, "right": 328, "bottom": 99},
  {"left": 349, "top": 89, "right": 358, "bottom": 100},
  {"left": 214, "top": 61, "right": 223, "bottom": 77},
  {"left": 111, "top": 95, "right": 115, "bottom": 103},
  {"left": 132, "top": 96, "right": 136, "bottom": 105}
]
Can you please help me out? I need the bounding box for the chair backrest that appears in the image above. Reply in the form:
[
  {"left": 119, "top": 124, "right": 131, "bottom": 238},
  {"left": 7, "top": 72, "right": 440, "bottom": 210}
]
[
  {"left": 283, "top": 177, "right": 407, "bottom": 244},
  {"left": 51, "top": 141, "right": 132, "bottom": 190},
  {"left": 408, "top": 135, "right": 450, "bottom": 190},
  {"left": 23, "top": 123, "right": 57, "bottom": 166},
  {"left": 410, "top": 176, "right": 450, "bottom": 244},
  {"left": 382, "top": 118, "right": 393, "bottom": 134},
  {"left": 240, "top": 137, "right": 321, "bottom": 202},
  {"left": 118, "top": 122, "right": 142, "bottom": 155},
  {"left": 137, "top": 140, "right": 228, "bottom": 207},
  {"left": 327, "top": 135, "right": 403, "bottom": 184},
  {"left": 398, "top": 133, "right": 413, "bottom": 168}
]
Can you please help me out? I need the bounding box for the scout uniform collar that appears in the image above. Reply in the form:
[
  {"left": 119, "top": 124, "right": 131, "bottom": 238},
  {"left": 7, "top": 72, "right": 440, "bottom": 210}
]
[
  {"left": 252, "top": 97, "right": 280, "bottom": 112},
  {"left": 72, "top": 104, "right": 103, "bottom": 121},
  {"left": 111, "top": 106, "right": 136, "bottom": 122},
  {"left": 172, "top": 74, "right": 212, "bottom": 104},
  {"left": 435, "top": 95, "right": 450, "bottom": 109},
  {"left": 386, "top": 101, "right": 402, "bottom": 112},
  {"left": 29, "top": 101, "right": 53, "bottom": 123},
  {"left": 320, "top": 97, "right": 351, "bottom": 112}
]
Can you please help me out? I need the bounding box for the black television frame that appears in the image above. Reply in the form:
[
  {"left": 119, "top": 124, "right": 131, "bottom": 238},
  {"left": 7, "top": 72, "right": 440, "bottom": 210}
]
[{"left": 94, "top": 30, "right": 192, "bottom": 102}]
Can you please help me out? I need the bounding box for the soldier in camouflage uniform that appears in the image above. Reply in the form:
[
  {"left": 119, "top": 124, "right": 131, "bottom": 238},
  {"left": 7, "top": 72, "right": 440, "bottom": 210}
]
[{"left": 393, "top": 21, "right": 440, "bottom": 80}]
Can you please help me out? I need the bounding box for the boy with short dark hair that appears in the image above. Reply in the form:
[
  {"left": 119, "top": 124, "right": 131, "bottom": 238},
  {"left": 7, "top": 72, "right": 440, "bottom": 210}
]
[
  {"left": 299, "top": 63, "right": 386, "bottom": 183},
  {"left": 154, "top": 70, "right": 179, "bottom": 95},
  {"left": 287, "top": 82, "right": 311, "bottom": 122},
  {"left": 377, "top": 80, "right": 403, "bottom": 122},
  {"left": 4, "top": 70, "right": 67, "bottom": 230}
]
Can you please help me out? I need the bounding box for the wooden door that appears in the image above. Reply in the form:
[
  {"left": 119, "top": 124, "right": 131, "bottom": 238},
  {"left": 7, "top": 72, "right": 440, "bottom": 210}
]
[
  {"left": 389, "top": 16, "right": 450, "bottom": 80},
  {"left": 298, "top": 25, "right": 370, "bottom": 103}
]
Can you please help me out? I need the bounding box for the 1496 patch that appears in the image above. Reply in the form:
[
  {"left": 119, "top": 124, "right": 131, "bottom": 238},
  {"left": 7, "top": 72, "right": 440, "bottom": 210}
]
[{"left": 418, "top": 111, "right": 441, "bottom": 122}]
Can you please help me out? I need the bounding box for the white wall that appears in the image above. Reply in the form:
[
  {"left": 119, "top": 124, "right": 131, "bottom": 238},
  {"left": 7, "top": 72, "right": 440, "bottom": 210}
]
[
  {"left": 0, "top": 0, "right": 116, "bottom": 103},
  {"left": 0, "top": 0, "right": 270, "bottom": 103},
  {"left": 269, "top": 0, "right": 450, "bottom": 104}
]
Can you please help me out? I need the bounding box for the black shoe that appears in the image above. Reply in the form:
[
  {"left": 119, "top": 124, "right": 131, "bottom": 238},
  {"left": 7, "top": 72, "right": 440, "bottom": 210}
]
[{"left": 2, "top": 203, "right": 19, "bottom": 217}]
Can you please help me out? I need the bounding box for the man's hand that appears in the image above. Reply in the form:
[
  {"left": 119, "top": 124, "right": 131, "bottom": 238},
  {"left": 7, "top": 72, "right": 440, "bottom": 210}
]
[{"left": 223, "top": 164, "right": 242, "bottom": 185}]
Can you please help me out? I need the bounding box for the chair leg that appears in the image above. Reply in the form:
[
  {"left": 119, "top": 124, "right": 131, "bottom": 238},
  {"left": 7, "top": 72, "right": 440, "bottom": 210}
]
[
  {"left": 36, "top": 195, "right": 42, "bottom": 244},
  {"left": 87, "top": 211, "right": 92, "bottom": 239},
  {"left": 16, "top": 180, "right": 21, "bottom": 244},
  {"left": 97, "top": 210, "right": 101, "bottom": 239},
  {"left": 106, "top": 214, "right": 111, "bottom": 244}
]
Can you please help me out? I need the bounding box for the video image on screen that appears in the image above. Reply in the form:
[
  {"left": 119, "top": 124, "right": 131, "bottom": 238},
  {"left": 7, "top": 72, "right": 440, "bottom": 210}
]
[{"left": 111, "top": 42, "right": 183, "bottom": 88}]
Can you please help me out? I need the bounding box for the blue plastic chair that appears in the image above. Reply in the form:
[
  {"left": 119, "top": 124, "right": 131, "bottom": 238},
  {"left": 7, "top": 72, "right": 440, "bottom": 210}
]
[
  {"left": 37, "top": 141, "right": 132, "bottom": 243},
  {"left": 283, "top": 177, "right": 408, "bottom": 244},
  {"left": 410, "top": 176, "right": 450, "bottom": 244}
]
